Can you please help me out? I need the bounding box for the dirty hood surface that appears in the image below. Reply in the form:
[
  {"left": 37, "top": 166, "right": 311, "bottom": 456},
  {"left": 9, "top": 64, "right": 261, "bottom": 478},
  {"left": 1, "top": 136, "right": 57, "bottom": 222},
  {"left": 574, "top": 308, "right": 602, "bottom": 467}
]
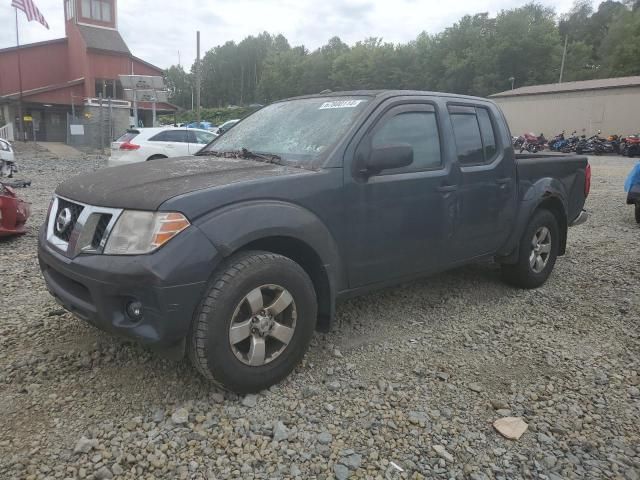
[{"left": 56, "top": 156, "right": 306, "bottom": 210}]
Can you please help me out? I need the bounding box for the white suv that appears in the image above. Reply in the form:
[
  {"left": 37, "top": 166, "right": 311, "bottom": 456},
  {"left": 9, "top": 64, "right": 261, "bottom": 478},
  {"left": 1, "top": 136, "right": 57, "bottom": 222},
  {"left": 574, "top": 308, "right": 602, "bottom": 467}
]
[{"left": 108, "top": 127, "right": 216, "bottom": 167}]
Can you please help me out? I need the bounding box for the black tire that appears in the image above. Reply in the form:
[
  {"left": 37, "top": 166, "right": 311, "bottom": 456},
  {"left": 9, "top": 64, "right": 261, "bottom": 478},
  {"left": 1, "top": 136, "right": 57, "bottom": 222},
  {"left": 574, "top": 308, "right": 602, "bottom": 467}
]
[
  {"left": 501, "top": 209, "right": 560, "bottom": 289},
  {"left": 635, "top": 203, "right": 640, "bottom": 224},
  {"left": 188, "top": 251, "right": 317, "bottom": 393},
  {"left": 147, "top": 155, "right": 167, "bottom": 161}
]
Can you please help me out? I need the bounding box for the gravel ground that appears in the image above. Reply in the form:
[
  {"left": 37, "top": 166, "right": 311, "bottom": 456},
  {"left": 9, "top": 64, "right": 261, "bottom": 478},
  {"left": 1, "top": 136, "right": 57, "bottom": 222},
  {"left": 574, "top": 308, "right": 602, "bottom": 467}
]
[{"left": 1, "top": 143, "right": 639, "bottom": 480}]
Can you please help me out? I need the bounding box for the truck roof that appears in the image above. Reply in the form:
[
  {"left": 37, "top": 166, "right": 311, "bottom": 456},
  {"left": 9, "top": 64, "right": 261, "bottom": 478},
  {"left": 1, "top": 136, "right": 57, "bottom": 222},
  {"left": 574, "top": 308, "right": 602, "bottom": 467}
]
[{"left": 278, "top": 89, "right": 494, "bottom": 104}]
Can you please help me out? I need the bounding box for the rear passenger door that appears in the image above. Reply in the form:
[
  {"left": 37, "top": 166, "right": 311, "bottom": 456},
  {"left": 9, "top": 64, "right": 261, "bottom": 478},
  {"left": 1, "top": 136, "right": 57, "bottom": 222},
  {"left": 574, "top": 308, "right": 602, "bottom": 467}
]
[
  {"left": 344, "top": 101, "right": 458, "bottom": 287},
  {"left": 448, "top": 104, "right": 516, "bottom": 260}
]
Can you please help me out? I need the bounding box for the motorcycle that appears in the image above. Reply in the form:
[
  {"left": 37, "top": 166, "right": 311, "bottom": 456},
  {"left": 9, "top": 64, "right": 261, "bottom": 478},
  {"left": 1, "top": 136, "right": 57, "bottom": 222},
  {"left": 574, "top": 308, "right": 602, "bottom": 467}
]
[
  {"left": 519, "top": 132, "right": 547, "bottom": 153},
  {"left": 622, "top": 134, "right": 640, "bottom": 157},
  {"left": 576, "top": 130, "right": 609, "bottom": 156},
  {"left": 548, "top": 131, "right": 569, "bottom": 152},
  {"left": 560, "top": 131, "right": 581, "bottom": 153}
]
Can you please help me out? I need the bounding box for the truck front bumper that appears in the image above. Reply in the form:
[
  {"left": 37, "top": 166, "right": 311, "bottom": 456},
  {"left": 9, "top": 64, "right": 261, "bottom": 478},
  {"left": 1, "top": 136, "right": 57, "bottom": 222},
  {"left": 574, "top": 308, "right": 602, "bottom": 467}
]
[{"left": 37, "top": 226, "right": 221, "bottom": 348}]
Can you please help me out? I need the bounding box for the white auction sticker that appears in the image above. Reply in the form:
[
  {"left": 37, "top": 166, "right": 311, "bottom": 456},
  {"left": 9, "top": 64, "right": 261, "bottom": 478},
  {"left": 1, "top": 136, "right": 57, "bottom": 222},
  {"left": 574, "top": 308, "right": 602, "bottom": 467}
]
[{"left": 319, "top": 100, "right": 364, "bottom": 110}]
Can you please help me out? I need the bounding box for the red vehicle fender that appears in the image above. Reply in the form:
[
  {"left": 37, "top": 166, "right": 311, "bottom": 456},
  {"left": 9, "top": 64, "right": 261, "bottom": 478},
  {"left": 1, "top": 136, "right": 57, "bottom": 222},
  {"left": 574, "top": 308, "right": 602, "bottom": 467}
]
[{"left": 0, "top": 184, "right": 31, "bottom": 237}]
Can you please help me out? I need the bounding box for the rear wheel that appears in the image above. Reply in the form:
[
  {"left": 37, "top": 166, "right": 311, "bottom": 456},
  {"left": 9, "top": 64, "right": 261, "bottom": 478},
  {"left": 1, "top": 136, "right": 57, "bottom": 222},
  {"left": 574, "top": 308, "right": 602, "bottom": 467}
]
[
  {"left": 502, "top": 209, "right": 560, "bottom": 289},
  {"left": 188, "top": 251, "right": 317, "bottom": 393},
  {"left": 635, "top": 203, "right": 640, "bottom": 224}
]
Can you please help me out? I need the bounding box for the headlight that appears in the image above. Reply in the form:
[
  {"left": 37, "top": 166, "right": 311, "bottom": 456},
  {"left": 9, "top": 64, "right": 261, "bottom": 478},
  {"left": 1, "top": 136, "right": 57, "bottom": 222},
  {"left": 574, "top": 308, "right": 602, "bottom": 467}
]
[
  {"left": 104, "top": 211, "right": 190, "bottom": 255},
  {"left": 0, "top": 141, "right": 9, "bottom": 151}
]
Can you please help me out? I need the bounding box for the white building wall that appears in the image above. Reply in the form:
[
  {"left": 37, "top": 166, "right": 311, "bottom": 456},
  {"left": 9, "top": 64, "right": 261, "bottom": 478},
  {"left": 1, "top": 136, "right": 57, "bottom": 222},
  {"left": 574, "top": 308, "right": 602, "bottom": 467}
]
[{"left": 493, "top": 86, "right": 640, "bottom": 138}]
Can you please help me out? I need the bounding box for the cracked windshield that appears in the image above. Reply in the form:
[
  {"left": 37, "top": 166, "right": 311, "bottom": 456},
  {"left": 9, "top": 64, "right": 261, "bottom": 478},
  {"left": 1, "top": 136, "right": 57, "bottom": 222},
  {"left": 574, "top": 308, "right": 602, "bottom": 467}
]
[{"left": 203, "top": 97, "right": 370, "bottom": 163}]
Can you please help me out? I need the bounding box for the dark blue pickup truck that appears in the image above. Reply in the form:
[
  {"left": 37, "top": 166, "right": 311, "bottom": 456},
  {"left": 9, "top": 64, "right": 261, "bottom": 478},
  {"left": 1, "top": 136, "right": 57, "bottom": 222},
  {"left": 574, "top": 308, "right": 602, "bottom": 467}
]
[{"left": 39, "top": 90, "right": 590, "bottom": 392}]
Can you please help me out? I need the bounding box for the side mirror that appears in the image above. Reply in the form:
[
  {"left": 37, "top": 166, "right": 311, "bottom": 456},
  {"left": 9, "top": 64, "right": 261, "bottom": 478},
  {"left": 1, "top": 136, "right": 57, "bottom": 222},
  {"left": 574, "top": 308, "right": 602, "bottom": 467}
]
[{"left": 362, "top": 144, "right": 414, "bottom": 176}]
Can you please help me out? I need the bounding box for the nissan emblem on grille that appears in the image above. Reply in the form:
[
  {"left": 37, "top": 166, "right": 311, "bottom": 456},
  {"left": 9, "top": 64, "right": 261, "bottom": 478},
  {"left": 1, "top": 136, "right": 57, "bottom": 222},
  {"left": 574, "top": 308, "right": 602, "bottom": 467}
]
[{"left": 56, "top": 208, "right": 73, "bottom": 234}]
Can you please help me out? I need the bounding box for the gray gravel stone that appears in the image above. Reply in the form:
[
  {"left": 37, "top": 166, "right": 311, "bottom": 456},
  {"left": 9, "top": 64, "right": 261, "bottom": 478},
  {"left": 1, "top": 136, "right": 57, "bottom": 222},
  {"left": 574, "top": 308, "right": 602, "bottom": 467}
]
[
  {"left": 74, "top": 437, "right": 99, "bottom": 454},
  {"left": 272, "top": 420, "right": 289, "bottom": 441},
  {"left": 241, "top": 394, "right": 258, "bottom": 407},
  {"left": 317, "top": 431, "right": 333, "bottom": 445},
  {"left": 171, "top": 408, "right": 189, "bottom": 424},
  {"left": 334, "top": 463, "right": 350, "bottom": 480},
  {"left": 94, "top": 466, "right": 113, "bottom": 480}
]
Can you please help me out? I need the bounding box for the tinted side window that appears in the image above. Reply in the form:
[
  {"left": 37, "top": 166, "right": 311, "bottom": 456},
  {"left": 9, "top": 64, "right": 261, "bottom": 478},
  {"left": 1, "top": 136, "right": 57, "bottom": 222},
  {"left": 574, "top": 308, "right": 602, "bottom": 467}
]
[
  {"left": 162, "top": 130, "right": 189, "bottom": 143},
  {"left": 477, "top": 108, "right": 497, "bottom": 160},
  {"left": 149, "top": 131, "right": 168, "bottom": 142},
  {"left": 450, "top": 113, "right": 484, "bottom": 165},
  {"left": 187, "top": 131, "right": 198, "bottom": 144},
  {"left": 372, "top": 111, "right": 441, "bottom": 172}
]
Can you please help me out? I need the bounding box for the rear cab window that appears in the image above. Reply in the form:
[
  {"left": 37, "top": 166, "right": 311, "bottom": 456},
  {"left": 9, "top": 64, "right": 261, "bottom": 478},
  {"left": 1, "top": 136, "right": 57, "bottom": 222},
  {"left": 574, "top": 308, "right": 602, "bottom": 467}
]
[{"left": 449, "top": 105, "right": 499, "bottom": 165}]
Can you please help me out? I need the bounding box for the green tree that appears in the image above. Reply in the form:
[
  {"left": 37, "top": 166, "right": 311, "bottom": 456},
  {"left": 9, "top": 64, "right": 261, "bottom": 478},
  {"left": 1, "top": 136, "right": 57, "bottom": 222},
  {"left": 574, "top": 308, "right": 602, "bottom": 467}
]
[
  {"left": 164, "top": 65, "right": 192, "bottom": 109},
  {"left": 599, "top": 7, "right": 640, "bottom": 75}
]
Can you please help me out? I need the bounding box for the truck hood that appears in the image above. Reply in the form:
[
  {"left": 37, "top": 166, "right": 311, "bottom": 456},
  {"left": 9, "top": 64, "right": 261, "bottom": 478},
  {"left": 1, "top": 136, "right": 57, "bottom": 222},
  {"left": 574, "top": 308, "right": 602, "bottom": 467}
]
[{"left": 56, "top": 156, "right": 307, "bottom": 210}]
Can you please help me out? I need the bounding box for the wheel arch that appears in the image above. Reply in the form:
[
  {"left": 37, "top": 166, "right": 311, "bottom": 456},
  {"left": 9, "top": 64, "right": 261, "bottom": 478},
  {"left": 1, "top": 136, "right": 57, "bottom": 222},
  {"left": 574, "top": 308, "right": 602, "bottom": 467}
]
[
  {"left": 236, "top": 236, "right": 334, "bottom": 332},
  {"left": 147, "top": 154, "right": 168, "bottom": 161},
  {"left": 195, "top": 200, "right": 344, "bottom": 332},
  {"left": 535, "top": 196, "right": 568, "bottom": 256}
]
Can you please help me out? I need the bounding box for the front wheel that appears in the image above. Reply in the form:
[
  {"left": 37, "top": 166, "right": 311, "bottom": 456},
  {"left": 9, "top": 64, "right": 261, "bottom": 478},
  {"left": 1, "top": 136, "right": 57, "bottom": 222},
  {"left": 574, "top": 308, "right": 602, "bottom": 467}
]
[
  {"left": 502, "top": 210, "right": 560, "bottom": 289},
  {"left": 188, "top": 251, "right": 317, "bottom": 393},
  {"left": 635, "top": 204, "right": 640, "bottom": 224}
]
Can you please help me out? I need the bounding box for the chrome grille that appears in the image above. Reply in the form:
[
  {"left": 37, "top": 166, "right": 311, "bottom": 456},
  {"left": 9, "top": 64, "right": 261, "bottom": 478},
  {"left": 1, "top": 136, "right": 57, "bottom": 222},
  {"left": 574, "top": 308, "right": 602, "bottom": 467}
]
[
  {"left": 53, "top": 199, "right": 84, "bottom": 242},
  {"left": 46, "top": 196, "right": 123, "bottom": 258},
  {"left": 91, "top": 214, "right": 113, "bottom": 249}
]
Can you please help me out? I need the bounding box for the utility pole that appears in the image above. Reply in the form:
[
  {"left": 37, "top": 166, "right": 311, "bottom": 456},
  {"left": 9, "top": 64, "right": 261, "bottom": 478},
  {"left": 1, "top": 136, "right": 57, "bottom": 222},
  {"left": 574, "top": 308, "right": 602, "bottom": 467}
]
[
  {"left": 559, "top": 34, "right": 568, "bottom": 84},
  {"left": 14, "top": 9, "right": 24, "bottom": 141},
  {"left": 196, "top": 31, "right": 201, "bottom": 123}
]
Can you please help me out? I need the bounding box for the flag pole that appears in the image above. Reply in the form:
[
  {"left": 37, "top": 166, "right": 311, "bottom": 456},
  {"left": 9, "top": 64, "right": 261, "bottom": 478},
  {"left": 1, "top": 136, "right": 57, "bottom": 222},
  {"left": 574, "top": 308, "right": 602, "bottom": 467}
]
[{"left": 14, "top": 7, "right": 25, "bottom": 142}]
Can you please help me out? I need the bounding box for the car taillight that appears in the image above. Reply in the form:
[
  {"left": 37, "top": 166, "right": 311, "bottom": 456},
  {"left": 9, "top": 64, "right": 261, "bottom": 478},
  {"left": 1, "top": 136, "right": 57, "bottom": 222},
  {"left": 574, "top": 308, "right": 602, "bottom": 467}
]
[
  {"left": 120, "top": 142, "right": 140, "bottom": 151},
  {"left": 585, "top": 163, "right": 591, "bottom": 198}
]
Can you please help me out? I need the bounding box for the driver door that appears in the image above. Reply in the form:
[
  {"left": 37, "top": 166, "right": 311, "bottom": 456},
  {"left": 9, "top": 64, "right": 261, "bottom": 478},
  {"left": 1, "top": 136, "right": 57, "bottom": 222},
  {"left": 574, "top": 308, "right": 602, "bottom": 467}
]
[{"left": 343, "top": 101, "right": 457, "bottom": 287}]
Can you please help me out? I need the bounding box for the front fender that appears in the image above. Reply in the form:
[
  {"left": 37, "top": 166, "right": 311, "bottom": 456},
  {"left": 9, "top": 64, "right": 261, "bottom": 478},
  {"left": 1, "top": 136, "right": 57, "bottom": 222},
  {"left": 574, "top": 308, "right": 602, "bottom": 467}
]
[{"left": 194, "top": 199, "right": 345, "bottom": 289}]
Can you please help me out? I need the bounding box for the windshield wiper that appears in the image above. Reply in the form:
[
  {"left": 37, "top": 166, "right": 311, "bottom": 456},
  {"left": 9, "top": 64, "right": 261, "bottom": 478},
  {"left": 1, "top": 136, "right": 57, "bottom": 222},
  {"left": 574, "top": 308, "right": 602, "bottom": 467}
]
[{"left": 196, "top": 148, "right": 282, "bottom": 164}]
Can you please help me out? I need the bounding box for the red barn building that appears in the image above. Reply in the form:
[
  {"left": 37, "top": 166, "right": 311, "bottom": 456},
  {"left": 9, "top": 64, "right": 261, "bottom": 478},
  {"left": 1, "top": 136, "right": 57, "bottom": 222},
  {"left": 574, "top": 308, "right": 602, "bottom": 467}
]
[{"left": 0, "top": 0, "right": 176, "bottom": 144}]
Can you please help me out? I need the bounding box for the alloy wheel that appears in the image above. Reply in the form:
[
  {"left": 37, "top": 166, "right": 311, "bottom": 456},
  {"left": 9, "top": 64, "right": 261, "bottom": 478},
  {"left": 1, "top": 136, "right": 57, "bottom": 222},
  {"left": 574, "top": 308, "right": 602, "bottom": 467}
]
[
  {"left": 529, "top": 226, "right": 552, "bottom": 274},
  {"left": 228, "top": 284, "right": 297, "bottom": 366}
]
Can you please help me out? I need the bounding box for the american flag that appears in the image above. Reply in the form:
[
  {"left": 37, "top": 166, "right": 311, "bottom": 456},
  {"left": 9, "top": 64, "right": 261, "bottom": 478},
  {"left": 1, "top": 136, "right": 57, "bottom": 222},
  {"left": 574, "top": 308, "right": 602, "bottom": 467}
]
[{"left": 12, "top": 0, "right": 50, "bottom": 29}]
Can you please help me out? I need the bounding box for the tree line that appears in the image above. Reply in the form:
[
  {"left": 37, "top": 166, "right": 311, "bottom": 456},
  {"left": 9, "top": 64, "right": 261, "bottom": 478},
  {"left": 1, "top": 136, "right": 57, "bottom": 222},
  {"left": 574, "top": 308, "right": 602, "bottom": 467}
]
[{"left": 165, "top": 0, "right": 640, "bottom": 110}]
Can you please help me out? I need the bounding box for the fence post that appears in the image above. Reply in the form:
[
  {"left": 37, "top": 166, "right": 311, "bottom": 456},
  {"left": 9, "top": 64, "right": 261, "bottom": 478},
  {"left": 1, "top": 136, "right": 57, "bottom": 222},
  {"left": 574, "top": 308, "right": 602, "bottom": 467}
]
[
  {"left": 99, "top": 93, "right": 104, "bottom": 154},
  {"left": 108, "top": 97, "right": 113, "bottom": 142}
]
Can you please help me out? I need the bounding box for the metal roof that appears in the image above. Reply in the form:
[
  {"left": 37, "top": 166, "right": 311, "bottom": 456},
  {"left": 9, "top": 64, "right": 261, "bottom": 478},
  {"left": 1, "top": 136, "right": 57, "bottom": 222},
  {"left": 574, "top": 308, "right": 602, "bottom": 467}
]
[
  {"left": 77, "top": 25, "right": 130, "bottom": 54},
  {"left": 491, "top": 76, "right": 640, "bottom": 98}
]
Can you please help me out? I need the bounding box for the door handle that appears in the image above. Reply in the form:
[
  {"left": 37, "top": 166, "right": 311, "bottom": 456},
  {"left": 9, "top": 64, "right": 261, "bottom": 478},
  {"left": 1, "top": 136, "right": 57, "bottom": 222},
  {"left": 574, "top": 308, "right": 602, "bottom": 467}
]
[
  {"left": 437, "top": 185, "right": 458, "bottom": 193},
  {"left": 496, "top": 178, "right": 511, "bottom": 184}
]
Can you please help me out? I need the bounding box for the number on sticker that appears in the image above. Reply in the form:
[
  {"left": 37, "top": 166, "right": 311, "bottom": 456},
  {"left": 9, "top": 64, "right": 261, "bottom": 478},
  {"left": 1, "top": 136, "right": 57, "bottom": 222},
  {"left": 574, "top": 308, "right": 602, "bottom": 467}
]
[{"left": 319, "top": 100, "right": 364, "bottom": 110}]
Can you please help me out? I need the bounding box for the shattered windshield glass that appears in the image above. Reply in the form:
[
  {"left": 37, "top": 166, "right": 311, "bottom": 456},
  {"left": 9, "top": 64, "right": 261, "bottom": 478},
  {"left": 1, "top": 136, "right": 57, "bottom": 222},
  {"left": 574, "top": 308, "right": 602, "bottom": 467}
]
[{"left": 201, "top": 97, "right": 370, "bottom": 164}]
